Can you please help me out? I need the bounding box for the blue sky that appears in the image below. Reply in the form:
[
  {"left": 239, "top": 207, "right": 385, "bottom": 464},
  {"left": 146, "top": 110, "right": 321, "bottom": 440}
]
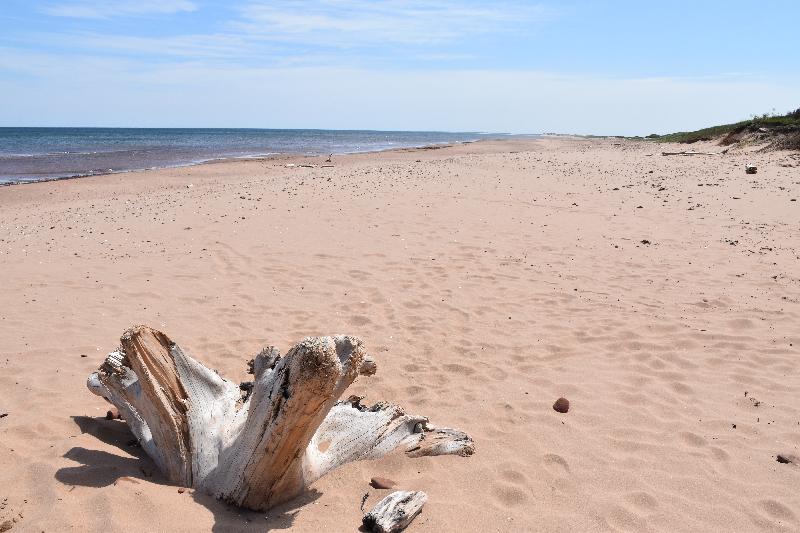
[{"left": 0, "top": 1, "right": 797, "bottom": 134}]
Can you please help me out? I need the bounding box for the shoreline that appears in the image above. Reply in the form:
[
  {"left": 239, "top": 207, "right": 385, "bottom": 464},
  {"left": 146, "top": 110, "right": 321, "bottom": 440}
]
[
  {"left": 0, "top": 135, "right": 504, "bottom": 187},
  {"left": 0, "top": 137, "right": 553, "bottom": 201}
]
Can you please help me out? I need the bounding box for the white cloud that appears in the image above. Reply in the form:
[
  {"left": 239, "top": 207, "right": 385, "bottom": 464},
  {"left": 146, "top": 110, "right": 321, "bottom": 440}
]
[
  {"left": 20, "top": 1, "right": 549, "bottom": 63},
  {"left": 234, "top": 1, "right": 551, "bottom": 46},
  {"left": 70, "top": 33, "right": 262, "bottom": 60},
  {"left": 40, "top": 0, "right": 197, "bottom": 19}
]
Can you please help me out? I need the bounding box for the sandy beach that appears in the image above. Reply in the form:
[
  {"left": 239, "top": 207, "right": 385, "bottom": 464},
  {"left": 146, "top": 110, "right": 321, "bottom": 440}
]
[{"left": 1, "top": 137, "right": 799, "bottom": 532}]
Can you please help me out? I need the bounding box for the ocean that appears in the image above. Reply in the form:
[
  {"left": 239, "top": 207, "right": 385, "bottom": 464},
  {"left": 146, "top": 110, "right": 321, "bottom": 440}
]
[{"left": 0, "top": 128, "right": 497, "bottom": 185}]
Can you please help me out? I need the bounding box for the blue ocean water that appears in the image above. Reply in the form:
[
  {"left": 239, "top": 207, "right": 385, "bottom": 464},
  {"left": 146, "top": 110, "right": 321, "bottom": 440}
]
[{"left": 0, "top": 128, "right": 496, "bottom": 184}]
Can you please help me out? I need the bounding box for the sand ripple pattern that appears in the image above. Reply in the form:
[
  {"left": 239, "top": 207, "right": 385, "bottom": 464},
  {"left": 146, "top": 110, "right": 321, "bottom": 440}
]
[{"left": 0, "top": 139, "right": 799, "bottom": 531}]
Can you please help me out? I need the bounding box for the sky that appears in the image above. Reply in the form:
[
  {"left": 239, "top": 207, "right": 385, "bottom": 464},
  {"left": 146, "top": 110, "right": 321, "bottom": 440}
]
[{"left": 0, "top": 0, "right": 798, "bottom": 134}]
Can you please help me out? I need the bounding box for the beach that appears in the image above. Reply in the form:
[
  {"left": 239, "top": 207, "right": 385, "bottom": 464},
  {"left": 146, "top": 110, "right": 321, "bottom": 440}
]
[{"left": 1, "top": 137, "right": 799, "bottom": 531}]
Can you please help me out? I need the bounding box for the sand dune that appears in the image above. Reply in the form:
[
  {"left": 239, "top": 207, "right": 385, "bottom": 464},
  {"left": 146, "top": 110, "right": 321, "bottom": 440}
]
[{"left": 1, "top": 138, "right": 799, "bottom": 531}]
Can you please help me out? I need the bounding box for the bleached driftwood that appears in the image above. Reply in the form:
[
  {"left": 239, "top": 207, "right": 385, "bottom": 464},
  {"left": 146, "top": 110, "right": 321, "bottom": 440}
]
[
  {"left": 86, "top": 326, "right": 473, "bottom": 511},
  {"left": 661, "top": 149, "right": 730, "bottom": 156},
  {"left": 363, "top": 491, "right": 428, "bottom": 533}
]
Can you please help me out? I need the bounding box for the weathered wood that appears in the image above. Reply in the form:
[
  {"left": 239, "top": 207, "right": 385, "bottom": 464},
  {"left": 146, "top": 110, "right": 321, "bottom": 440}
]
[
  {"left": 210, "top": 335, "right": 368, "bottom": 509},
  {"left": 661, "top": 150, "right": 722, "bottom": 156},
  {"left": 363, "top": 491, "right": 428, "bottom": 533},
  {"left": 87, "top": 326, "right": 474, "bottom": 511},
  {"left": 89, "top": 328, "right": 190, "bottom": 484}
]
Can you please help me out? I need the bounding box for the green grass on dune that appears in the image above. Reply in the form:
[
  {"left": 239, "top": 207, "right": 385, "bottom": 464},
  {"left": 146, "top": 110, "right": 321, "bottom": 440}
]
[{"left": 648, "top": 109, "right": 800, "bottom": 144}]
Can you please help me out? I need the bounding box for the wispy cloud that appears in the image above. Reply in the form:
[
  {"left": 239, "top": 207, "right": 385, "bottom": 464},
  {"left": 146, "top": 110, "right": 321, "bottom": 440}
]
[
  {"left": 234, "top": 1, "right": 551, "bottom": 46},
  {"left": 19, "top": 1, "right": 548, "bottom": 65},
  {"left": 9, "top": 30, "right": 337, "bottom": 68},
  {"left": 40, "top": 0, "right": 197, "bottom": 19},
  {"left": 71, "top": 33, "right": 262, "bottom": 60}
]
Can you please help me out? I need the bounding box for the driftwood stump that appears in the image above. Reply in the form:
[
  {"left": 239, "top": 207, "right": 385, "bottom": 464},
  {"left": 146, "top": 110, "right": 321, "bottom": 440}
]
[{"left": 87, "top": 326, "right": 474, "bottom": 511}]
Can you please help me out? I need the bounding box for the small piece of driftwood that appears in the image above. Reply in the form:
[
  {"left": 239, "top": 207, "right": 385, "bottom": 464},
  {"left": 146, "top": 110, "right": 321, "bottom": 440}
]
[
  {"left": 86, "top": 326, "right": 474, "bottom": 511},
  {"left": 363, "top": 491, "right": 428, "bottom": 533},
  {"left": 661, "top": 149, "right": 728, "bottom": 156}
]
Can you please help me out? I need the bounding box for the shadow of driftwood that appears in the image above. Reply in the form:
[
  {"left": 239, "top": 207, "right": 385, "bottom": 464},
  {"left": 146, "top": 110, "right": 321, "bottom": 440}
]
[
  {"left": 55, "top": 416, "right": 158, "bottom": 487},
  {"left": 55, "top": 416, "right": 317, "bottom": 531},
  {"left": 199, "top": 489, "right": 321, "bottom": 532}
]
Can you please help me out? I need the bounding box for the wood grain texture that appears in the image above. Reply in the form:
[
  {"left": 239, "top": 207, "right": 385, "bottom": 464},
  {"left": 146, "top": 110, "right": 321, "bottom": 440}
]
[{"left": 363, "top": 491, "right": 428, "bottom": 533}]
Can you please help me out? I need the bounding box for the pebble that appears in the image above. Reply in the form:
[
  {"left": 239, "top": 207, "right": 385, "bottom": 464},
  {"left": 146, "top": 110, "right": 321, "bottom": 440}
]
[
  {"left": 370, "top": 476, "right": 397, "bottom": 489},
  {"left": 553, "top": 397, "right": 570, "bottom": 413}
]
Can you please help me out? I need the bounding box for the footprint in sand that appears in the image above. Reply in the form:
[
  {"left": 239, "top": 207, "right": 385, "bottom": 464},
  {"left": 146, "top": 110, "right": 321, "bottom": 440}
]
[
  {"left": 542, "top": 453, "right": 571, "bottom": 474},
  {"left": 727, "top": 318, "right": 755, "bottom": 330},
  {"left": 625, "top": 491, "right": 659, "bottom": 510},
  {"left": 348, "top": 315, "right": 371, "bottom": 326},
  {"left": 484, "top": 365, "right": 509, "bottom": 381},
  {"left": 607, "top": 505, "right": 649, "bottom": 530},
  {"left": 442, "top": 363, "right": 475, "bottom": 376},
  {"left": 499, "top": 468, "right": 528, "bottom": 485},
  {"left": 670, "top": 381, "right": 694, "bottom": 395},
  {"left": 347, "top": 269, "right": 371, "bottom": 281},
  {"left": 758, "top": 499, "right": 796, "bottom": 522},
  {"left": 403, "top": 363, "right": 422, "bottom": 373},
  {"left": 679, "top": 431, "right": 707, "bottom": 447},
  {"left": 404, "top": 385, "right": 425, "bottom": 396},
  {"left": 709, "top": 447, "right": 730, "bottom": 461},
  {"left": 490, "top": 484, "right": 529, "bottom": 507}
]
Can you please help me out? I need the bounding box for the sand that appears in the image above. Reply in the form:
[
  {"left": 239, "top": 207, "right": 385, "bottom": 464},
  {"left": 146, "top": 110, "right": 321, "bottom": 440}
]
[{"left": 0, "top": 137, "right": 799, "bottom": 532}]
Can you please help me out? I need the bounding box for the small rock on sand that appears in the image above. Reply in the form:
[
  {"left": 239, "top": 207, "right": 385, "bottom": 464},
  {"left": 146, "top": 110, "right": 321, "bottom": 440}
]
[
  {"left": 553, "top": 397, "right": 570, "bottom": 413},
  {"left": 370, "top": 477, "right": 397, "bottom": 489}
]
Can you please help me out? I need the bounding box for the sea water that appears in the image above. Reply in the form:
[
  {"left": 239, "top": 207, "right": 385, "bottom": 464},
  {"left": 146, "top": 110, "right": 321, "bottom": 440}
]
[{"left": 0, "top": 128, "right": 496, "bottom": 184}]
